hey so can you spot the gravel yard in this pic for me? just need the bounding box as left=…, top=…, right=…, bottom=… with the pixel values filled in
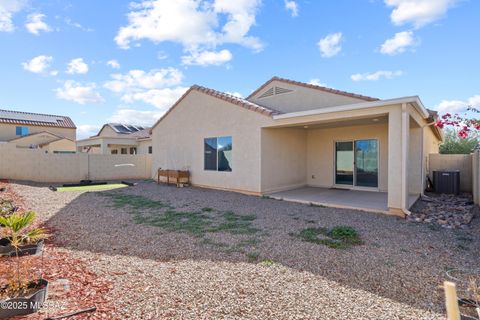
left=9, top=180, right=480, bottom=319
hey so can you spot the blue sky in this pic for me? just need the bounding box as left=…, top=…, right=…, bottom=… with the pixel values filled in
left=1, top=0, right=479, bottom=138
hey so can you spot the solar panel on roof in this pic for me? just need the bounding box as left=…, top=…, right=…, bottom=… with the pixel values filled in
left=0, top=110, right=62, bottom=124
left=113, top=125, right=131, bottom=133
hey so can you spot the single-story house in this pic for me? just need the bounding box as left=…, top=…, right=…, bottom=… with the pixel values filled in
left=76, top=123, right=152, bottom=155
left=0, top=109, right=76, bottom=153
left=150, top=77, right=443, bottom=216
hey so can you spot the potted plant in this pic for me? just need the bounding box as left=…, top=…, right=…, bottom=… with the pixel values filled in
left=0, top=211, right=47, bottom=257
left=0, top=211, right=49, bottom=318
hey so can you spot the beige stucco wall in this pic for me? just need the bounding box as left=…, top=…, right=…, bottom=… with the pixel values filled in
left=0, top=144, right=151, bottom=182
left=97, top=126, right=118, bottom=137
left=42, top=138, right=76, bottom=153
left=249, top=80, right=367, bottom=114
left=408, top=125, right=423, bottom=195
left=13, top=132, right=60, bottom=148
left=0, top=123, right=76, bottom=142
left=137, top=139, right=152, bottom=154
left=306, top=123, right=389, bottom=191
left=260, top=128, right=307, bottom=192
left=151, top=90, right=273, bottom=194
left=423, top=125, right=440, bottom=174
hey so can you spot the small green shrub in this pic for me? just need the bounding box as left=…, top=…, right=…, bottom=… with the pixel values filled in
left=261, top=259, right=275, bottom=267
left=246, top=251, right=260, bottom=262
left=328, top=226, right=359, bottom=241
left=294, top=226, right=362, bottom=249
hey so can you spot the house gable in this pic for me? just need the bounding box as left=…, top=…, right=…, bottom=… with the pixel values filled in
left=247, top=77, right=378, bottom=114
left=150, top=85, right=276, bottom=133
left=8, top=131, right=71, bottom=148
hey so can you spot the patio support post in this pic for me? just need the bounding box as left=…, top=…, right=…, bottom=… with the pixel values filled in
left=387, top=104, right=409, bottom=215
left=401, top=103, right=410, bottom=212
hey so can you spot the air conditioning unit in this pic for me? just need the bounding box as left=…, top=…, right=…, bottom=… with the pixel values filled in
left=432, top=170, right=460, bottom=195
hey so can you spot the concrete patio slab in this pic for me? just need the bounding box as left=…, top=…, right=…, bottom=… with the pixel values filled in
left=268, top=187, right=418, bottom=214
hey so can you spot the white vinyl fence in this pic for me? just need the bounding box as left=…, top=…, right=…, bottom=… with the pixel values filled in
left=0, top=144, right=152, bottom=183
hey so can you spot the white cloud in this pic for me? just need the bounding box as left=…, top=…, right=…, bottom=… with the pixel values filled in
left=108, top=109, right=163, bottom=127
left=308, top=79, right=326, bottom=86
left=317, top=32, right=343, bottom=58
left=104, top=67, right=185, bottom=110
left=22, top=55, right=54, bottom=74
left=55, top=80, right=104, bottom=104
left=181, top=49, right=232, bottom=66
left=107, top=59, right=121, bottom=69
left=77, top=124, right=101, bottom=138
left=66, top=58, right=89, bottom=74
left=25, top=13, right=51, bottom=35
left=351, top=70, right=403, bottom=81
left=385, top=0, right=459, bottom=29
left=0, top=0, right=26, bottom=32
left=434, top=95, right=480, bottom=113
left=380, top=31, right=416, bottom=55
left=122, top=87, right=189, bottom=110
left=104, top=68, right=183, bottom=93
left=64, top=17, right=93, bottom=32
left=114, top=0, right=262, bottom=55
left=284, top=0, right=298, bottom=17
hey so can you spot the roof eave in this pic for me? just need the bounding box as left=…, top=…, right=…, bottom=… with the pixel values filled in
left=273, top=96, right=430, bottom=120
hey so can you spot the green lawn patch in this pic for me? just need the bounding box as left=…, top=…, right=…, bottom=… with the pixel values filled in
left=57, top=184, right=128, bottom=192
left=294, top=225, right=362, bottom=249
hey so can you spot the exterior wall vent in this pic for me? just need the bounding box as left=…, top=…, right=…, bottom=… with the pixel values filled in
left=258, top=87, right=274, bottom=99
left=274, top=86, right=293, bottom=95
left=258, top=86, right=293, bottom=99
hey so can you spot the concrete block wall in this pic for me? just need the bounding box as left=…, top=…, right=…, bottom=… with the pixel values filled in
left=0, top=144, right=152, bottom=183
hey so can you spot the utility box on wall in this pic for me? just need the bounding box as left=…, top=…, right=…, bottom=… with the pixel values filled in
left=433, top=170, right=460, bottom=195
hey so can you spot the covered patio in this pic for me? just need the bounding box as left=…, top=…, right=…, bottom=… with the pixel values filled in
left=267, top=187, right=419, bottom=214
left=259, top=97, right=443, bottom=216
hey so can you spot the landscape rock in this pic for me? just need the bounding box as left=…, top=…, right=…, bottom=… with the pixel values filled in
left=409, top=193, right=475, bottom=229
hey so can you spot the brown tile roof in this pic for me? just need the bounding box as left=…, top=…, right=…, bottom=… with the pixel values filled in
left=246, top=76, right=379, bottom=102
left=150, top=85, right=278, bottom=132
left=0, top=109, right=76, bottom=129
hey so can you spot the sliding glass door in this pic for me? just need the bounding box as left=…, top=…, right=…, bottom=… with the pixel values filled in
left=335, top=141, right=354, bottom=185
left=335, top=139, right=378, bottom=188
left=355, top=140, right=378, bottom=187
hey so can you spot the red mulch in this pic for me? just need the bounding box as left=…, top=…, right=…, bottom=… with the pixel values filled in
left=1, top=180, right=116, bottom=319
left=0, top=179, right=26, bottom=213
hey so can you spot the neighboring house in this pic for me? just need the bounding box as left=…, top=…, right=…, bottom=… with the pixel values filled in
left=0, top=109, right=76, bottom=153
left=76, top=123, right=152, bottom=155
left=151, top=76, right=443, bottom=216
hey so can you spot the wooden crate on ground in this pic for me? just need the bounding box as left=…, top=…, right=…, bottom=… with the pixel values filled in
left=157, top=169, right=190, bottom=187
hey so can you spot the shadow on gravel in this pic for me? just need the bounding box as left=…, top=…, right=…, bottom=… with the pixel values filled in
left=43, top=181, right=480, bottom=314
